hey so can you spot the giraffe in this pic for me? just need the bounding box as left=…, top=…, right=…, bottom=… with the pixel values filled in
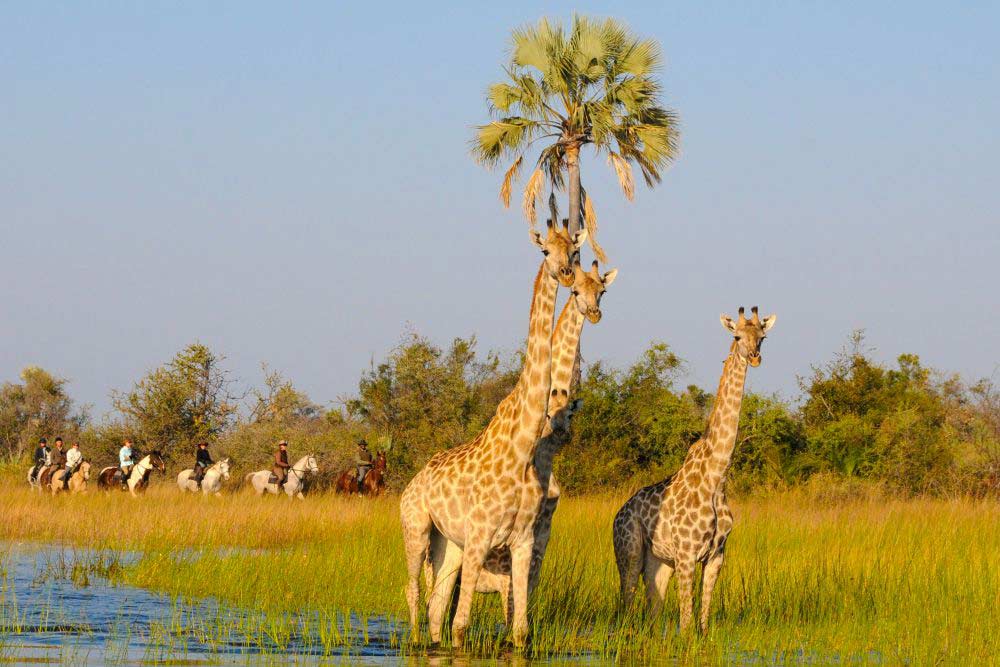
left=473, top=259, right=617, bottom=620
left=399, top=219, right=587, bottom=647
left=612, top=306, right=777, bottom=632
left=420, top=259, right=618, bottom=621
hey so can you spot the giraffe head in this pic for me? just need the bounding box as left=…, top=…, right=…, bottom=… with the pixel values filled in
left=720, top=306, right=777, bottom=367
left=531, top=219, right=588, bottom=287
left=546, top=390, right=582, bottom=435
left=571, top=259, right=618, bottom=323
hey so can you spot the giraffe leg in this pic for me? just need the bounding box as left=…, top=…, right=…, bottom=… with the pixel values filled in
left=509, top=539, right=534, bottom=647
left=699, top=550, right=725, bottom=633
left=675, top=559, right=695, bottom=632
left=613, top=514, right=643, bottom=609
left=401, top=506, right=431, bottom=641
left=643, top=553, right=674, bottom=616
left=426, top=536, right=463, bottom=644
left=450, top=534, right=489, bottom=647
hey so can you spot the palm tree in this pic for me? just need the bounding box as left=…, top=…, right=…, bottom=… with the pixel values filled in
left=473, top=15, right=679, bottom=260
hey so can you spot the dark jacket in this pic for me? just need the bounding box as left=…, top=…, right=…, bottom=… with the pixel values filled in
left=273, top=450, right=290, bottom=477
left=34, top=446, right=50, bottom=465
left=51, top=447, right=67, bottom=468
left=196, top=448, right=213, bottom=467
left=356, top=447, right=373, bottom=467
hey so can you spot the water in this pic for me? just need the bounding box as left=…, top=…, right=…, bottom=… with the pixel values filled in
left=0, top=545, right=402, bottom=665
left=0, top=546, right=598, bottom=666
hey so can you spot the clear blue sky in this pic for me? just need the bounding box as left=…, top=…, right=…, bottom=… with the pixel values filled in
left=2, top=2, right=998, bottom=415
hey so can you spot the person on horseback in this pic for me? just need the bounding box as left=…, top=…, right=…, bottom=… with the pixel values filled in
left=192, top=442, right=213, bottom=488
left=63, top=441, right=82, bottom=490
left=49, top=439, right=66, bottom=484
left=119, top=439, right=134, bottom=490
left=356, top=439, right=373, bottom=489
left=273, top=440, right=291, bottom=488
left=32, top=437, right=51, bottom=483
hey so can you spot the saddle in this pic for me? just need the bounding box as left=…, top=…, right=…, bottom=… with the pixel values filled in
left=268, top=473, right=285, bottom=487
left=39, top=467, right=56, bottom=486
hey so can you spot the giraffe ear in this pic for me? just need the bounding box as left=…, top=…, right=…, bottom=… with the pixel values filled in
left=761, top=314, right=777, bottom=332
left=720, top=314, right=737, bottom=333
left=570, top=228, right=588, bottom=249
left=602, top=268, right=618, bottom=286
left=530, top=229, right=545, bottom=249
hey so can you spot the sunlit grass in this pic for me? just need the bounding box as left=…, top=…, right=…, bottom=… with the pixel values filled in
left=2, top=478, right=998, bottom=663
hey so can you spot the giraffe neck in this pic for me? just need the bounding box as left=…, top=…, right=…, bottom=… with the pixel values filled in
left=693, top=341, right=749, bottom=492
left=490, top=262, right=558, bottom=463
left=534, top=299, right=585, bottom=474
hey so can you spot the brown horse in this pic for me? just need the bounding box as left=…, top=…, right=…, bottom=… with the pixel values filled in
left=335, top=451, right=387, bottom=496
left=97, top=451, right=166, bottom=495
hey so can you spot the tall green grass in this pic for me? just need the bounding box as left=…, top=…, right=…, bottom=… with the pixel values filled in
left=2, top=481, right=998, bottom=663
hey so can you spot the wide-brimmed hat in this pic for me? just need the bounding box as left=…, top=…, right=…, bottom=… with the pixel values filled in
left=278, top=440, right=288, bottom=446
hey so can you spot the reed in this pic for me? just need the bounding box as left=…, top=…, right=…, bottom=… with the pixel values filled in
left=1, top=479, right=997, bottom=663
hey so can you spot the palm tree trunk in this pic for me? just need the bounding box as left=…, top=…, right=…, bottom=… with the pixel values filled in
left=566, top=143, right=582, bottom=236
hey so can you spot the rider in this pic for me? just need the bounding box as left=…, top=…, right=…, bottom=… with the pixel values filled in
left=272, top=440, right=291, bottom=488
left=63, top=441, right=82, bottom=489
left=32, top=437, right=51, bottom=483
left=355, top=439, right=373, bottom=489
left=192, top=442, right=213, bottom=488
left=49, top=438, right=67, bottom=484
left=119, top=439, right=134, bottom=490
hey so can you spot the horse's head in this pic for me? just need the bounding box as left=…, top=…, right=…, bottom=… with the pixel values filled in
left=307, top=455, right=319, bottom=474
left=375, top=451, right=387, bottom=470
left=81, top=461, right=91, bottom=480
left=150, top=451, right=166, bottom=473
left=219, top=458, right=231, bottom=480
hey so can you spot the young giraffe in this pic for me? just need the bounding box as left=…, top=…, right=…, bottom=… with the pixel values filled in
left=473, top=259, right=617, bottom=620
left=612, top=306, right=777, bottom=632
left=400, top=221, right=587, bottom=647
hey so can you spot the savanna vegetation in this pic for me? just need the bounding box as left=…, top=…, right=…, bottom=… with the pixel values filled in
left=1, top=484, right=998, bottom=663
left=2, top=331, right=997, bottom=499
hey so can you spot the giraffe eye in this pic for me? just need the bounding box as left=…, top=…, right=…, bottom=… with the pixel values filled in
left=734, top=336, right=742, bottom=341
left=571, top=290, right=578, bottom=296
left=542, top=250, right=550, bottom=256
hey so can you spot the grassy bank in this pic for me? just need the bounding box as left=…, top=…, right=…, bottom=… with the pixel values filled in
left=2, top=480, right=998, bottom=663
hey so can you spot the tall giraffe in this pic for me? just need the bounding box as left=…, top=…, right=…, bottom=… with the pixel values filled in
left=400, top=220, right=587, bottom=647
left=474, top=259, right=617, bottom=620
left=612, top=306, right=777, bottom=632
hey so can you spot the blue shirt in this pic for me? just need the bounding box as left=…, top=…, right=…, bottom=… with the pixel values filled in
left=119, top=446, right=133, bottom=466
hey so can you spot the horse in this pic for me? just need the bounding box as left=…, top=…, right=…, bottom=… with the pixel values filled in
left=50, top=461, right=91, bottom=495
left=177, top=458, right=231, bottom=496
left=27, top=464, right=52, bottom=492
left=334, top=451, right=387, bottom=496
left=98, top=451, right=166, bottom=497
left=245, top=454, right=319, bottom=499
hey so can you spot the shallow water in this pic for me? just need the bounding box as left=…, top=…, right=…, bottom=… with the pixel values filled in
left=0, top=545, right=597, bottom=666
left=0, top=545, right=397, bottom=665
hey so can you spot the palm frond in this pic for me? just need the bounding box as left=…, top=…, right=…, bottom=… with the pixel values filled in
left=582, top=188, right=608, bottom=262
left=522, top=168, right=545, bottom=225
left=607, top=152, right=635, bottom=201
left=499, top=155, right=523, bottom=208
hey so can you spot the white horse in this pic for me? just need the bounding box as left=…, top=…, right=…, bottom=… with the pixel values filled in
left=177, top=458, right=231, bottom=496
left=98, top=451, right=166, bottom=497
left=245, top=454, right=319, bottom=499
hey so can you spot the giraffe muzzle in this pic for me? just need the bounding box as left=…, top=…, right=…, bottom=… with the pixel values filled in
left=586, top=309, right=602, bottom=324
left=748, top=353, right=761, bottom=367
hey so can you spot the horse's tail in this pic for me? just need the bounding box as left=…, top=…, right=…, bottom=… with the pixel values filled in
left=245, top=472, right=255, bottom=486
